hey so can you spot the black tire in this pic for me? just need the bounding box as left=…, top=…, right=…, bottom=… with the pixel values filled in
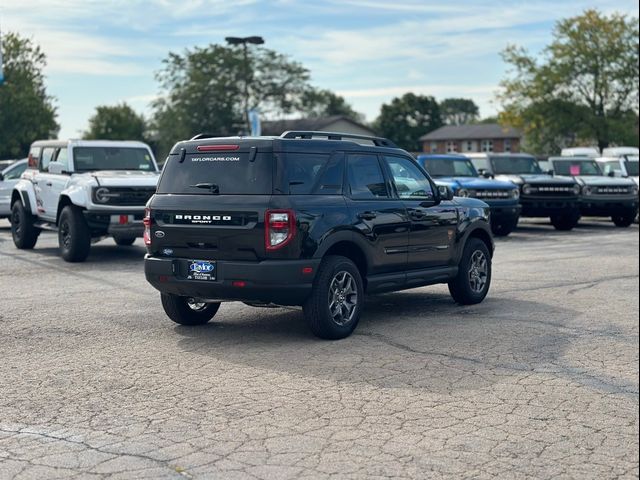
left=303, top=255, right=364, bottom=340
left=491, top=217, right=519, bottom=237
left=113, top=236, right=136, bottom=246
left=160, top=293, right=220, bottom=326
left=550, top=211, right=580, bottom=231
left=58, top=205, right=91, bottom=262
left=448, top=238, right=492, bottom=305
left=10, top=201, right=40, bottom=249
left=611, top=210, right=636, bottom=228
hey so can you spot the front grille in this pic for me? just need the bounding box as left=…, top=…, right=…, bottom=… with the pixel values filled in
left=93, top=187, right=156, bottom=206
left=527, top=184, right=576, bottom=196
left=595, top=186, right=633, bottom=195
left=472, top=190, right=512, bottom=199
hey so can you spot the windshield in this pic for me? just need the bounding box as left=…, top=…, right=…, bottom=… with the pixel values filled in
left=421, top=158, right=478, bottom=177
left=491, top=156, right=542, bottom=175
left=552, top=159, right=602, bottom=176
left=73, top=147, right=156, bottom=172
left=625, top=158, right=639, bottom=176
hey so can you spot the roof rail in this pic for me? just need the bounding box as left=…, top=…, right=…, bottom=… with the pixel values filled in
left=280, top=131, right=398, bottom=148
left=190, top=133, right=217, bottom=141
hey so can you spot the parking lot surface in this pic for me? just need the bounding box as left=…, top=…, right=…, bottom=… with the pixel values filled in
left=0, top=218, right=638, bottom=479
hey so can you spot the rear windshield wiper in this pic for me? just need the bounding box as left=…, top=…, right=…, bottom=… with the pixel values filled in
left=190, top=183, right=220, bottom=194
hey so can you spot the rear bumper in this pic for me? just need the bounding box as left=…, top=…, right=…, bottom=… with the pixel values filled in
left=520, top=197, right=579, bottom=217
left=85, top=211, right=145, bottom=237
left=579, top=197, right=638, bottom=216
left=144, top=256, right=320, bottom=306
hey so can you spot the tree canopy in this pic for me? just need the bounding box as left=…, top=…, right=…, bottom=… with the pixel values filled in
left=84, top=103, right=147, bottom=141
left=440, top=98, right=479, bottom=125
left=498, top=9, right=639, bottom=153
left=374, top=93, right=442, bottom=151
left=150, top=44, right=315, bottom=157
left=299, top=88, right=364, bottom=122
left=0, top=32, right=58, bottom=159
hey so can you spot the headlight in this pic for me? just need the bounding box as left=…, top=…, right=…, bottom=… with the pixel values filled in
left=522, top=184, right=532, bottom=195
left=510, top=188, right=520, bottom=199
left=582, top=185, right=594, bottom=196
left=94, top=187, right=112, bottom=203
left=457, top=188, right=470, bottom=197
left=572, top=184, right=581, bottom=195
left=632, top=186, right=639, bottom=195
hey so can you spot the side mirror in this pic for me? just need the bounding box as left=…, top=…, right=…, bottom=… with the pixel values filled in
left=478, top=169, right=492, bottom=179
left=607, top=171, right=615, bottom=177
left=437, top=185, right=455, bottom=201
left=547, top=169, right=555, bottom=176
left=47, top=162, right=65, bottom=175
left=0, top=173, right=4, bottom=182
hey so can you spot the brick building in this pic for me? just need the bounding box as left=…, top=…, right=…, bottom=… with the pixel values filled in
left=419, top=124, right=522, bottom=154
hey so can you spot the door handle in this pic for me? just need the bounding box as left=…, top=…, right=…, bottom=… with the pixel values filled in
left=409, top=210, right=426, bottom=220
left=46, top=182, right=53, bottom=187
left=357, top=211, right=377, bottom=220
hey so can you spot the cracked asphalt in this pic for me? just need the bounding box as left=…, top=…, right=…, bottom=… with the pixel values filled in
left=0, top=218, right=638, bottom=479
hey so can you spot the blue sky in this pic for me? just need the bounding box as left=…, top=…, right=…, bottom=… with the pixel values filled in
left=3, top=0, right=638, bottom=138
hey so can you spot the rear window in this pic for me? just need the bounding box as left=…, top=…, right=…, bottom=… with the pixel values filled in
left=157, top=152, right=273, bottom=195
left=276, top=152, right=344, bottom=195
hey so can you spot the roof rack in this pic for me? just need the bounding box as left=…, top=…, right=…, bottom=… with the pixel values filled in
left=280, top=131, right=398, bottom=148
left=190, top=133, right=217, bottom=141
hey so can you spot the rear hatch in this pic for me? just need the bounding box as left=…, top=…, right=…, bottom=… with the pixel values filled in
left=148, top=141, right=273, bottom=261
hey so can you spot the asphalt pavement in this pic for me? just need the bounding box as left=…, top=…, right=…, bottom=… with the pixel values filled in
left=0, top=218, right=638, bottom=479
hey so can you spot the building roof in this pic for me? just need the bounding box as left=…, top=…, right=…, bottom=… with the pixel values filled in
left=419, top=123, right=522, bottom=142
left=261, top=115, right=376, bottom=136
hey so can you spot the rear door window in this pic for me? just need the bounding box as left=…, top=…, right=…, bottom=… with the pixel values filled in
left=40, top=148, right=55, bottom=172
left=277, top=152, right=344, bottom=194
left=347, top=154, right=389, bottom=199
left=157, top=151, right=273, bottom=195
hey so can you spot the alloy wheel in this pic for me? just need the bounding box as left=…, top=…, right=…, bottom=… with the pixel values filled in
left=186, top=298, right=208, bottom=311
left=328, top=271, right=358, bottom=326
left=468, top=250, right=488, bottom=293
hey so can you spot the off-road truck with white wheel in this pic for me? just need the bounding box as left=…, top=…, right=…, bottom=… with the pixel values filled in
left=144, top=131, right=495, bottom=340
left=11, top=140, right=159, bottom=262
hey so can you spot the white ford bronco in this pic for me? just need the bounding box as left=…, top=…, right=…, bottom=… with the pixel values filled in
left=10, top=139, right=160, bottom=262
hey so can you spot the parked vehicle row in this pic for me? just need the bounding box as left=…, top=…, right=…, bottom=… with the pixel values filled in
left=417, top=151, right=638, bottom=232
left=2, top=134, right=637, bottom=340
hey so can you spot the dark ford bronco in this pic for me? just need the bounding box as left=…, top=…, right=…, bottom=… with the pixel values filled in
left=144, top=132, right=494, bottom=339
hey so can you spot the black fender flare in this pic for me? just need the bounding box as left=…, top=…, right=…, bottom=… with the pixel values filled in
left=312, top=230, right=374, bottom=272
left=455, top=220, right=494, bottom=264
left=11, top=190, right=33, bottom=215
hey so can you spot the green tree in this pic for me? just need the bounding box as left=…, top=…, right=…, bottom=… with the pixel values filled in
left=84, top=103, right=146, bottom=141
left=151, top=44, right=312, bottom=158
left=498, top=9, right=639, bottom=153
left=440, top=98, right=479, bottom=125
left=299, top=88, right=364, bottom=122
left=0, top=32, right=58, bottom=159
left=374, top=93, right=442, bottom=151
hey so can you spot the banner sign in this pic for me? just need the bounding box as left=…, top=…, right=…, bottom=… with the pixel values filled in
left=248, top=108, right=261, bottom=137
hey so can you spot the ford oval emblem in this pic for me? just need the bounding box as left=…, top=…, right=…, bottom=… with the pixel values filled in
left=155, top=230, right=166, bottom=238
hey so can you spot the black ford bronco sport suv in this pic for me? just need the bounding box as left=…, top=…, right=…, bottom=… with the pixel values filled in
left=144, top=132, right=494, bottom=339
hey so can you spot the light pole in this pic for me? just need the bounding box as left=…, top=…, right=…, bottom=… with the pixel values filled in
left=225, top=36, right=264, bottom=135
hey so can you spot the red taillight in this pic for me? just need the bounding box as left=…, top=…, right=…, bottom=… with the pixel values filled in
left=265, top=209, right=296, bottom=251
left=232, top=281, right=246, bottom=288
left=196, top=144, right=240, bottom=152
left=143, top=208, right=152, bottom=246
